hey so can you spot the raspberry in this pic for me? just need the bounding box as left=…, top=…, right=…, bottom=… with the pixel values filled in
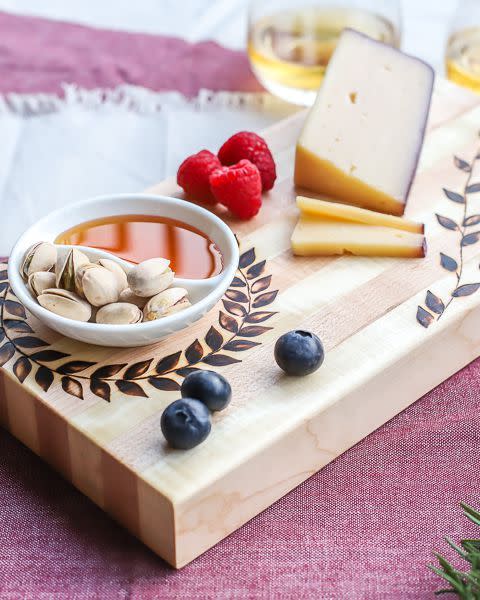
left=177, top=150, right=221, bottom=204
left=209, top=160, right=262, bottom=220
left=218, top=131, right=276, bottom=191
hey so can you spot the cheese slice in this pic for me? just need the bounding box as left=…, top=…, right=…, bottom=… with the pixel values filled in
left=291, top=217, right=426, bottom=258
left=294, top=29, right=434, bottom=216
left=297, top=195, right=424, bottom=234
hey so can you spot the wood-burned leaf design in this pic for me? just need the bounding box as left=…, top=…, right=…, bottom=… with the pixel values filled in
left=252, top=290, right=278, bottom=308
left=464, top=215, right=480, bottom=227
left=247, top=260, right=266, bottom=280
left=4, top=300, right=26, bottom=318
left=222, top=299, right=246, bottom=317
left=3, top=319, right=33, bottom=333
left=185, top=339, right=203, bottom=364
left=425, top=290, right=445, bottom=315
left=440, top=253, right=458, bottom=272
left=245, top=311, right=277, bottom=324
left=219, top=311, right=239, bottom=333
left=90, top=379, right=111, bottom=402
left=0, top=330, right=4, bottom=344
left=14, top=336, right=49, bottom=349
left=230, top=276, right=246, bottom=288
left=202, top=354, right=241, bottom=366
left=461, top=232, right=480, bottom=246
left=92, top=363, right=127, bottom=379
left=452, top=283, right=480, bottom=297
left=155, top=351, right=182, bottom=374
left=416, top=306, right=434, bottom=328
left=148, top=377, right=180, bottom=391
left=123, top=359, right=153, bottom=380
left=0, top=282, right=7, bottom=294
left=466, top=183, right=480, bottom=194
left=239, top=248, right=255, bottom=269
left=454, top=156, right=471, bottom=172
left=35, top=365, right=53, bottom=392
left=176, top=366, right=200, bottom=378
left=225, top=289, right=249, bottom=303
left=238, top=325, right=273, bottom=337
left=0, top=342, right=15, bottom=366
left=115, top=380, right=148, bottom=397
left=57, top=361, right=96, bottom=375
left=223, top=340, right=260, bottom=352
left=30, top=350, right=69, bottom=362
left=0, top=268, right=7, bottom=281
left=205, top=326, right=223, bottom=351
left=436, top=214, right=458, bottom=231
left=251, top=275, right=272, bottom=294
left=443, top=188, right=465, bottom=204
left=61, top=376, right=83, bottom=399
left=13, top=356, right=31, bottom=383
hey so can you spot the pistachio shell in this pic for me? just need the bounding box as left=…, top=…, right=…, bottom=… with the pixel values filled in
left=37, top=288, right=92, bottom=322
left=143, top=287, right=191, bottom=321
left=118, top=287, right=148, bottom=309
left=127, top=258, right=173, bottom=297
left=21, top=242, right=57, bottom=278
left=81, top=266, right=119, bottom=307
left=96, top=302, right=143, bottom=325
left=56, top=248, right=90, bottom=290
left=74, top=262, right=101, bottom=297
left=28, top=271, right=56, bottom=297
left=97, top=259, right=128, bottom=293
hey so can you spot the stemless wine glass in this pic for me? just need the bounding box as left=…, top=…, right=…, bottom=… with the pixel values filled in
left=446, top=0, right=480, bottom=93
left=247, top=0, right=402, bottom=105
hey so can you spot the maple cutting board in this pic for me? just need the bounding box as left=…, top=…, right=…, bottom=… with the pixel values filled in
left=1, top=78, right=480, bottom=568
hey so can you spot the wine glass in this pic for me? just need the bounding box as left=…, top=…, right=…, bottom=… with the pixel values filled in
left=247, top=0, right=402, bottom=106
left=446, top=0, right=480, bottom=93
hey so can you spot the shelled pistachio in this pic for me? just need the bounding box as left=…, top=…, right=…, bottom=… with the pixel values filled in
left=96, top=302, right=143, bottom=324
left=37, top=288, right=92, bottom=322
left=28, top=271, right=56, bottom=297
left=143, top=288, right=191, bottom=321
left=21, top=242, right=57, bottom=278
left=127, top=258, right=174, bottom=297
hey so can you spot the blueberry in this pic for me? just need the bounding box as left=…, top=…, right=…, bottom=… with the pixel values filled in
left=274, top=330, right=324, bottom=376
left=181, top=370, right=231, bottom=412
left=161, top=398, right=211, bottom=449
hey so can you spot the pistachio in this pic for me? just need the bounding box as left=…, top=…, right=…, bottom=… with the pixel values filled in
left=56, top=248, right=90, bottom=290
left=74, top=262, right=101, bottom=297
left=37, top=288, right=92, bottom=322
left=81, top=266, right=119, bottom=307
left=96, top=302, right=143, bottom=325
left=118, top=287, right=148, bottom=309
left=21, top=242, right=57, bottom=278
left=28, top=271, right=56, bottom=297
left=97, top=259, right=128, bottom=293
left=143, top=287, right=191, bottom=321
left=127, top=258, right=174, bottom=298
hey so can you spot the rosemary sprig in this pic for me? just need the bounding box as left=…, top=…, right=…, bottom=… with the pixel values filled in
left=429, top=503, right=480, bottom=598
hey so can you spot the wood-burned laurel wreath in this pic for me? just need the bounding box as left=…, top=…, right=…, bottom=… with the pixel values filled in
left=0, top=248, right=278, bottom=401
left=417, top=145, right=480, bottom=328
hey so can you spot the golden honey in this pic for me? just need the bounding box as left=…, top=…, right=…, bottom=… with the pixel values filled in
left=55, top=214, right=222, bottom=279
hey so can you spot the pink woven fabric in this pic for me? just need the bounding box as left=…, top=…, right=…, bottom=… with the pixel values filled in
left=0, top=12, right=479, bottom=599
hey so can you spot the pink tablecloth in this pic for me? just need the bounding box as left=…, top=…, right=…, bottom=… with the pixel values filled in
left=0, top=12, right=479, bottom=599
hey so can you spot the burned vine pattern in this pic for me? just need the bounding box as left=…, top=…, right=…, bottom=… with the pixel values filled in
left=417, top=145, right=480, bottom=328
left=0, top=248, right=278, bottom=402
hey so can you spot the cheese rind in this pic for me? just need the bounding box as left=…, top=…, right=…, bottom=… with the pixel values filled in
left=295, top=29, right=434, bottom=216
left=296, top=195, right=424, bottom=234
left=291, top=217, right=426, bottom=258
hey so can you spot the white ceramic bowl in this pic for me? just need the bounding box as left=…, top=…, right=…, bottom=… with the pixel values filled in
left=8, top=194, right=239, bottom=347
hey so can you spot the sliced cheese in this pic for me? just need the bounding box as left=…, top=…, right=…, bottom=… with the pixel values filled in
left=294, top=29, right=434, bottom=216
left=297, top=195, right=424, bottom=234
left=291, top=217, right=426, bottom=258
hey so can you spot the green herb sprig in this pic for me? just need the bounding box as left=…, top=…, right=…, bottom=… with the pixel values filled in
left=429, top=503, right=480, bottom=598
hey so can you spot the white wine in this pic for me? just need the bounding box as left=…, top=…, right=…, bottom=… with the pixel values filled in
left=247, top=6, right=400, bottom=105
left=446, top=27, right=480, bottom=93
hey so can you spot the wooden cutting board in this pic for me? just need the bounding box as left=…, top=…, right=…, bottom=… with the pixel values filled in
left=1, top=78, right=480, bottom=569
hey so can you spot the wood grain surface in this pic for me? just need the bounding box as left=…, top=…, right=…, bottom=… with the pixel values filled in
left=1, top=78, right=480, bottom=568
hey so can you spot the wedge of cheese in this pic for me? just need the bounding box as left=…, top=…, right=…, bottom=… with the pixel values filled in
left=291, top=216, right=426, bottom=258
left=294, top=29, right=434, bottom=216
left=296, top=195, right=424, bottom=234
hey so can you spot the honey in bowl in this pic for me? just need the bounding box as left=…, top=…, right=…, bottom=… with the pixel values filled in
left=55, top=214, right=223, bottom=279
